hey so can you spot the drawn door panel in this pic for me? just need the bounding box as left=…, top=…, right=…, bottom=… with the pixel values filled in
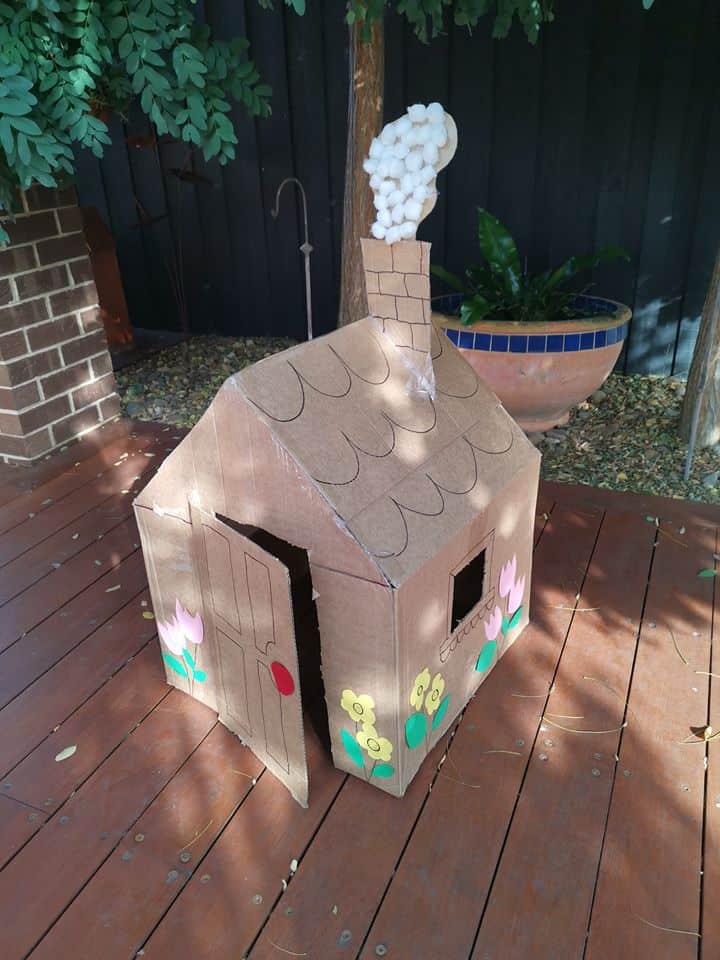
left=189, top=504, right=308, bottom=806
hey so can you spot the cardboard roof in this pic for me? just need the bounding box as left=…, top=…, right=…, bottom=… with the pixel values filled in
left=228, top=316, right=539, bottom=586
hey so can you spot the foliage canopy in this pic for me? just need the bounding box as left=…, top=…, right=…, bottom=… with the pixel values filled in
left=0, top=0, right=656, bottom=244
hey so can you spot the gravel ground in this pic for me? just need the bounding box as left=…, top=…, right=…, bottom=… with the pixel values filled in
left=115, top=335, right=720, bottom=505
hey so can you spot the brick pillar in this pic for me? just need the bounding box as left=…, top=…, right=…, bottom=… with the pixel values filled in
left=0, top=186, right=120, bottom=463
left=360, top=238, right=434, bottom=392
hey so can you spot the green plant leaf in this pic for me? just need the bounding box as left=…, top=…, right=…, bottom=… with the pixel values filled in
left=182, top=648, right=195, bottom=670
left=476, top=640, right=497, bottom=673
left=371, top=763, right=394, bottom=778
left=477, top=208, right=521, bottom=295
left=545, top=246, right=629, bottom=293
left=431, top=694, right=450, bottom=730
left=459, top=295, right=492, bottom=327
left=501, top=615, right=510, bottom=635
left=430, top=263, right=468, bottom=295
left=192, top=669, right=207, bottom=683
left=405, top=711, right=427, bottom=749
left=507, top=606, right=523, bottom=630
left=341, top=728, right=365, bottom=768
left=162, top=652, right=189, bottom=679
left=698, top=569, right=718, bottom=578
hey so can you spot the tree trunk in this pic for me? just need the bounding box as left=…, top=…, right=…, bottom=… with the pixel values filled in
left=680, top=247, right=720, bottom=448
left=337, top=19, right=384, bottom=328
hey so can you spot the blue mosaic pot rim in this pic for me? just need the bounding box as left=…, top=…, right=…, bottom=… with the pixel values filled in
left=431, top=292, right=628, bottom=326
left=433, top=292, right=631, bottom=355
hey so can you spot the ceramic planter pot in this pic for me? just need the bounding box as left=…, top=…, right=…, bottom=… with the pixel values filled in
left=433, top=294, right=632, bottom=432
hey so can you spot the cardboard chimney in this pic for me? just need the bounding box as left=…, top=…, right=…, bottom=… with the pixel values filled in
left=134, top=106, right=540, bottom=805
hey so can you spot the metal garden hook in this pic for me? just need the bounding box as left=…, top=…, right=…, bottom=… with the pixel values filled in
left=271, top=177, right=314, bottom=341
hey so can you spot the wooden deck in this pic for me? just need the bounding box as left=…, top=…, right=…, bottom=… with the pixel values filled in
left=0, top=418, right=717, bottom=960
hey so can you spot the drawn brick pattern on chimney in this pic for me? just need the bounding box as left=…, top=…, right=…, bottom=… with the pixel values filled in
left=361, top=238, right=434, bottom=390
left=0, top=186, right=120, bottom=462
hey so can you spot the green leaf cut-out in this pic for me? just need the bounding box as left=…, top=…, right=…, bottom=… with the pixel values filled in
left=405, top=711, right=427, bottom=749
left=182, top=648, right=195, bottom=670
left=501, top=614, right=510, bottom=635
left=431, top=694, right=450, bottom=731
left=193, top=669, right=207, bottom=683
left=162, top=652, right=189, bottom=679
left=698, top=569, right=717, bottom=579
left=507, top=606, right=523, bottom=630
left=341, top=728, right=365, bottom=768
left=371, top=763, right=395, bottom=779
left=476, top=640, right=497, bottom=673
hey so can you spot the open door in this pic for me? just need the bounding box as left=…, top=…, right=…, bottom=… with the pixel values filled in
left=189, top=504, right=308, bottom=806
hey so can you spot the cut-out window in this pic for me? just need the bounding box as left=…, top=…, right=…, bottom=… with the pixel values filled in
left=451, top=549, right=487, bottom=630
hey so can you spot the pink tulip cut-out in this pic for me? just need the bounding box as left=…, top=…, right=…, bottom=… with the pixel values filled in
left=158, top=600, right=204, bottom=656
left=508, top=574, right=526, bottom=616
left=484, top=605, right=502, bottom=643
left=499, top=556, right=517, bottom=599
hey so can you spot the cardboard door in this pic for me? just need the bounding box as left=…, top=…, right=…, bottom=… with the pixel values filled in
left=189, top=504, right=308, bottom=806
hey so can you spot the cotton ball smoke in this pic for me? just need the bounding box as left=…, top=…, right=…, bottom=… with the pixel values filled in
left=391, top=203, right=406, bottom=224
left=405, top=199, right=422, bottom=222
left=364, top=102, right=454, bottom=244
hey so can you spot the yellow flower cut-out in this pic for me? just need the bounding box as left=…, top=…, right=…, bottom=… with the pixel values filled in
left=340, top=689, right=376, bottom=726
left=425, top=673, right=445, bottom=714
left=410, top=668, right=431, bottom=710
left=356, top=723, right=393, bottom=762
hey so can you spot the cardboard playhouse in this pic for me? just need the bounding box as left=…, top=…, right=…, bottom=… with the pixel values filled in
left=134, top=105, right=540, bottom=806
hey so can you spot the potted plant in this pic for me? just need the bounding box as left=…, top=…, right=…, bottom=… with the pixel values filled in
left=431, top=209, right=631, bottom=432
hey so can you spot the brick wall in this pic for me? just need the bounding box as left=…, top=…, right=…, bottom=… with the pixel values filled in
left=0, top=186, right=120, bottom=463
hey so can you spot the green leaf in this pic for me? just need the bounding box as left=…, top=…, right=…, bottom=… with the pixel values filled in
left=643, top=0, right=655, bottom=8
left=405, top=711, right=427, bottom=749
left=371, top=763, right=394, bottom=778
left=430, top=263, right=468, bottom=295
left=459, top=296, right=492, bottom=327
left=118, top=33, right=134, bottom=60
left=192, top=669, right=207, bottom=683
left=545, top=246, right=629, bottom=293
left=182, top=648, right=195, bottom=670
left=509, top=606, right=523, bottom=629
left=477, top=208, right=522, bottom=296
left=162, top=652, right=189, bottom=679
left=476, top=640, right=497, bottom=673
left=431, top=694, right=450, bottom=731
left=501, top=615, right=510, bottom=635
left=340, top=728, right=365, bottom=768
left=0, top=97, right=33, bottom=117
left=697, top=569, right=718, bottom=579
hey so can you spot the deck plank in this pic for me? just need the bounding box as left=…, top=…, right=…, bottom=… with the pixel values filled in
left=469, top=510, right=656, bottom=959
left=0, top=549, right=147, bottom=708
left=355, top=503, right=605, bottom=960
left=0, top=419, right=145, bottom=507
left=0, top=450, right=154, bottom=566
left=0, top=796, right=47, bottom=871
left=0, top=690, right=216, bottom=960
left=702, top=534, right=720, bottom=956
left=140, top=728, right=344, bottom=959
left=584, top=519, right=715, bottom=959
left=0, top=592, right=154, bottom=777
left=0, top=516, right=141, bottom=651
left=0, top=423, right=161, bottom=534
left=30, top=725, right=264, bottom=960
left=0, top=490, right=136, bottom=605
left=4, top=644, right=167, bottom=814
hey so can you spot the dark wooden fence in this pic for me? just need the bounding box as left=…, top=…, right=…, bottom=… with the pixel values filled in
left=75, top=0, right=720, bottom=376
